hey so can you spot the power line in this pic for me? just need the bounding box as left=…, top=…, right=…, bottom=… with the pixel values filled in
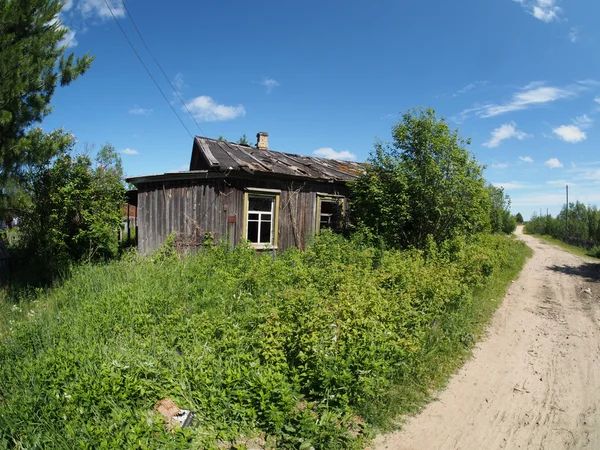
left=102, top=0, right=194, bottom=139
left=118, top=0, right=206, bottom=136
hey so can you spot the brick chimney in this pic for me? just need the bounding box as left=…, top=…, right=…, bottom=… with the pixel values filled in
left=256, top=132, right=268, bottom=150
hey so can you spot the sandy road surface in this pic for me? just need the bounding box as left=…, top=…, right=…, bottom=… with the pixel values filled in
left=374, top=227, right=600, bottom=450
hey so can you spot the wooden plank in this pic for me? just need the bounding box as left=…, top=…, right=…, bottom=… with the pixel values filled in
left=216, top=141, right=255, bottom=170
left=235, top=145, right=274, bottom=171
left=197, top=138, right=220, bottom=166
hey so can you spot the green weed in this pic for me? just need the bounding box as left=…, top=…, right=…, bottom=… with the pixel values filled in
left=0, top=232, right=530, bottom=449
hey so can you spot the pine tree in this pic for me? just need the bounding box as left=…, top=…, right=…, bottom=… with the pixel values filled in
left=0, top=0, right=94, bottom=207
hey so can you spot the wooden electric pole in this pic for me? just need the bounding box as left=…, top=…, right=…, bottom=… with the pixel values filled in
left=565, top=184, right=569, bottom=239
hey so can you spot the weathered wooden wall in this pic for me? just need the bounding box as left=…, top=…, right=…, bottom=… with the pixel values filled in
left=136, top=177, right=349, bottom=254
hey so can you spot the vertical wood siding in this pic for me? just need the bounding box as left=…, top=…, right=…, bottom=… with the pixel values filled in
left=136, top=177, right=349, bottom=254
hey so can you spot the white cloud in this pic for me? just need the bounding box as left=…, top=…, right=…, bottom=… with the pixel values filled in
left=514, top=0, right=562, bottom=22
left=491, top=163, right=509, bottom=169
left=595, top=96, right=600, bottom=104
left=545, top=158, right=564, bottom=169
left=184, top=96, right=246, bottom=122
left=573, top=114, right=593, bottom=128
left=569, top=27, right=579, bottom=43
left=76, top=0, right=125, bottom=19
left=128, top=107, right=153, bottom=116
left=483, top=122, right=530, bottom=148
left=577, top=79, right=600, bottom=88
left=519, top=156, right=534, bottom=163
left=452, top=81, right=489, bottom=97
left=56, top=0, right=124, bottom=52
left=172, top=73, right=186, bottom=91
left=313, top=148, right=357, bottom=161
left=57, top=29, right=77, bottom=48
left=258, top=77, right=280, bottom=94
left=462, top=82, right=579, bottom=119
left=120, top=148, right=139, bottom=156
left=553, top=125, right=587, bottom=143
left=532, top=5, right=560, bottom=22
left=491, top=181, right=528, bottom=190
left=546, top=179, right=573, bottom=186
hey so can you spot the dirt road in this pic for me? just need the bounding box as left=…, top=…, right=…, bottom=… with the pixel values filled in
left=374, top=227, right=600, bottom=450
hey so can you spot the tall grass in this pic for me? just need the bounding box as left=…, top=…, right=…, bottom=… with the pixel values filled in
left=0, top=232, right=530, bottom=449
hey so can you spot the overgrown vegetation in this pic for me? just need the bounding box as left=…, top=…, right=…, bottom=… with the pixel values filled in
left=350, top=108, right=514, bottom=250
left=7, top=141, right=125, bottom=285
left=1, top=32, right=528, bottom=447
left=0, top=232, right=529, bottom=449
left=525, top=201, right=600, bottom=257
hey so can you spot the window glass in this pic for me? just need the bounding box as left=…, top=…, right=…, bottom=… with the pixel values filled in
left=247, top=221, right=259, bottom=242
left=246, top=195, right=275, bottom=244
left=249, top=197, right=272, bottom=212
left=259, top=221, right=272, bottom=243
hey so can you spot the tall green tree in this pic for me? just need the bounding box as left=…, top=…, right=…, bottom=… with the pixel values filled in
left=351, top=108, right=490, bottom=249
left=0, top=0, right=93, bottom=216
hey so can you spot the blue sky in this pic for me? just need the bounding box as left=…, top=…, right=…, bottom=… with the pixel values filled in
left=44, top=0, right=600, bottom=219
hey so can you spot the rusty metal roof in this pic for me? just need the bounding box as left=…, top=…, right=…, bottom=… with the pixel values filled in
left=190, top=136, right=366, bottom=182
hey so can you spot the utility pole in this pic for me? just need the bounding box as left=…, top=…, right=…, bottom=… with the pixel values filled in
left=565, top=184, right=569, bottom=239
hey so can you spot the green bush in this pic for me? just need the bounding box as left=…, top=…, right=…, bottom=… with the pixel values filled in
left=0, top=232, right=530, bottom=448
left=11, top=144, right=125, bottom=285
left=587, top=245, right=600, bottom=258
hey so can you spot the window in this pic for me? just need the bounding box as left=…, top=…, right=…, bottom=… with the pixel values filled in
left=316, top=195, right=344, bottom=232
left=243, top=189, right=280, bottom=248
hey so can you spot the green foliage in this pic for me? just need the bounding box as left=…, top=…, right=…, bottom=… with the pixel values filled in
left=13, top=142, right=125, bottom=283
left=351, top=108, right=490, bottom=249
left=0, top=0, right=94, bottom=218
left=0, top=232, right=529, bottom=448
left=488, top=185, right=515, bottom=234
left=515, top=212, right=524, bottom=224
left=238, top=134, right=250, bottom=145
left=526, top=201, right=600, bottom=250
left=502, top=215, right=517, bottom=234
left=587, top=245, right=600, bottom=258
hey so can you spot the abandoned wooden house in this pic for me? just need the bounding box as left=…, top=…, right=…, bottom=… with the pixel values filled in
left=126, top=133, right=365, bottom=254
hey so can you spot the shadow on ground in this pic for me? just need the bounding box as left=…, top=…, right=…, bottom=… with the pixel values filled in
left=547, top=263, right=600, bottom=283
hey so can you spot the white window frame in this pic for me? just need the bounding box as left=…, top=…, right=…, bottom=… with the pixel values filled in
left=243, top=188, right=280, bottom=249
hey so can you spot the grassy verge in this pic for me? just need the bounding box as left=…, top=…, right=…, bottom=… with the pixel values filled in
left=523, top=231, right=598, bottom=259
left=0, top=233, right=530, bottom=449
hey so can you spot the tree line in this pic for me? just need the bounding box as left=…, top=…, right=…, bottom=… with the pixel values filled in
left=526, top=202, right=600, bottom=256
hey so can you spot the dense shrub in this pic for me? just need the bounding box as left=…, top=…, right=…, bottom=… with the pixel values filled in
left=11, top=144, right=125, bottom=284
left=0, top=232, right=529, bottom=448
left=587, top=245, right=600, bottom=258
